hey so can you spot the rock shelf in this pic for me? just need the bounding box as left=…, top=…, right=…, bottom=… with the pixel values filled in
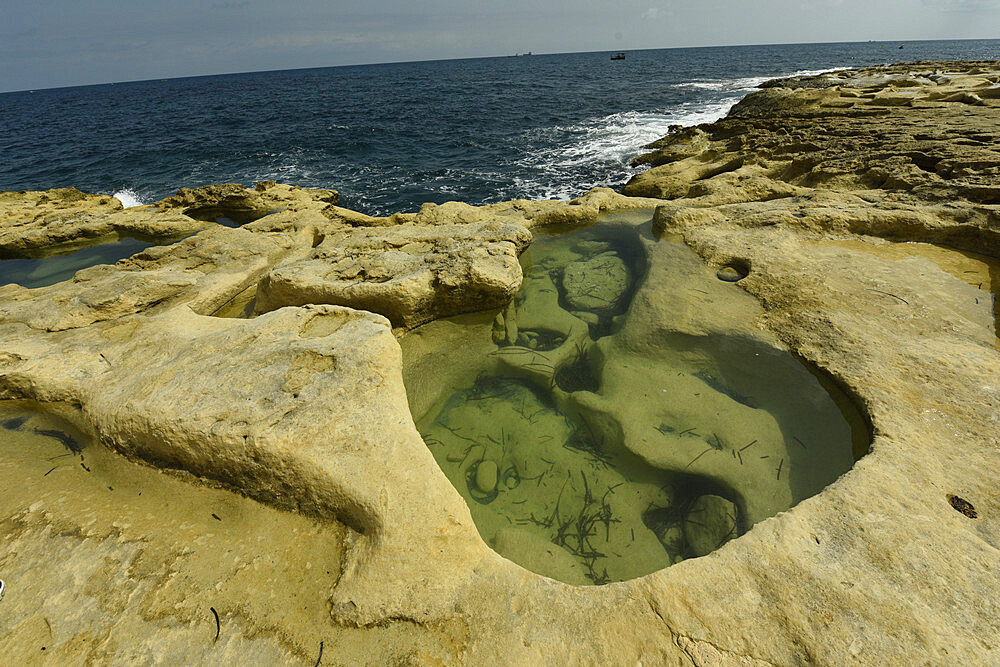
left=1, top=61, right=999, bottom=664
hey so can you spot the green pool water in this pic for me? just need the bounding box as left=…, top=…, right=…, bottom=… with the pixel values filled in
left=402, top=211, right=869, bottom=585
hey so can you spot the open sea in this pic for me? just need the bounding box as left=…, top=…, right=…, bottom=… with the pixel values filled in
left=1, top=39, right=998, bottom=216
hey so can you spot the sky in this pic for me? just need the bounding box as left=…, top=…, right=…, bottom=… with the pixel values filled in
left=1, top=0, right=998, bottom=92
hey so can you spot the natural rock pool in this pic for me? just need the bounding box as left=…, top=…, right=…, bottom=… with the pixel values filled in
left=402, top=210, right=869, bottom=585
left=0, top=236, right=156, bottom=289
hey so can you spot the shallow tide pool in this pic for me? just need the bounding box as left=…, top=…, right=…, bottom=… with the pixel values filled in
left=402, top=211, right=869, bottom=585
left=0, top=236, right=156, bottom=289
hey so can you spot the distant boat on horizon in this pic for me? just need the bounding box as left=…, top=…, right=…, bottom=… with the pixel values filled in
left=611, top=52, right=626, bottom=60
left=512, top=52, right=533, bottom=57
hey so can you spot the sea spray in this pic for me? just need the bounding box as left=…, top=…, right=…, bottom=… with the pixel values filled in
left=112, top=188, right=146, bottom=208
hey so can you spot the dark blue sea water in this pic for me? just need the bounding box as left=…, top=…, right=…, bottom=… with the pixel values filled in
left=2, top=39, right=998, bottom=216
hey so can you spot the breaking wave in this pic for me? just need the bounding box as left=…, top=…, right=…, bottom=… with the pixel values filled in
left=674, top=67, right=849, bottom=92
left=112, top=188, right=146, bottom=208
left=510, top=97, right=743, bottom=201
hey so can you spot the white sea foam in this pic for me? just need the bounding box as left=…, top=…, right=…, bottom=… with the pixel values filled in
left=674, top=67, right=849, bottom=92
left=510, top=67, right=854, bottom=201
left=565, top=102, right=735, bottom=164
left=112, top=188, right=146, bottom=208
left=513, top=96, right=744, bottom=201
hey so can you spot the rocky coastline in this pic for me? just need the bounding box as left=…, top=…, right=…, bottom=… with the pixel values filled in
left=1, top=60, right=999, bottom=664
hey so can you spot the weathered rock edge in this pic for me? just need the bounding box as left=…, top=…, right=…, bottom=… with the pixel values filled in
left=0, top=60, right=998, bottom=664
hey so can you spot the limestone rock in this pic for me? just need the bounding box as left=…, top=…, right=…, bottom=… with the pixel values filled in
left=490, top=527, right=590, bottom=586
left=0, top=188, right=209, bottom=257
left=0, top=225, right=304, bottom=331
left=491, top=311, right=507, bottom=344
left=652, top=204, right=725, bottom=235
left=475, top=459, right=499, bottom=493
left=2, top=60, right=1000, bottom=665
left=631, top=127, right=710, bottom=168
left=155, top=183, right=276, bottom=224
left=625, top=60, right=1000, bottom=218
left=254, top=221, right=532, bottom=329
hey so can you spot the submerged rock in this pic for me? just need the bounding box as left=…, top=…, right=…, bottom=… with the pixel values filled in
left=683, top=495, right=739, bottom=557
left=561, top=252, right=630, bottom=312
left=474, top=459, right=499, bottom=494
left=490, top=527, right=591, bottom=586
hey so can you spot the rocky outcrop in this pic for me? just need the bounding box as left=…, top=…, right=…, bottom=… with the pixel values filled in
left=624, top=61, right=1000, bottom=252
left=155, top=181, right=339, bottom=225
left=254, top=221, right=532, bottom=329
left=1, top=183, right=663, bottom=333
left=231, top=185, right=662, bottom=331
left=1, top=60, right=999, bottom=664
left=0, top=225, right=305, bottom=331
left=0, top=188, right=209, bottom=257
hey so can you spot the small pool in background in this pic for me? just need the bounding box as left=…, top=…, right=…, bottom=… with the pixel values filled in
left=0, top=236, right=156, bottom=289
left=211, top=284, right=258, bottom=318
left=402, top=211, right=869, bottom=585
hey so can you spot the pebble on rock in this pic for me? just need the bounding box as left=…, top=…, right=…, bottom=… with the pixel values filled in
left=716, top=267, right=744, bottom=282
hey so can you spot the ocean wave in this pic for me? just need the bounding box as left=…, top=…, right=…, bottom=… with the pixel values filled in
left=511, top=96, right=743, bottom=201
left=674, top=67, right=849, bottom=92
left=112, top=188, right=146, bottom=208
left=532, top=98, right=742, bottom=165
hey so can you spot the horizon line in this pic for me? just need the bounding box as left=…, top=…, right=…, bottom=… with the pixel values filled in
left=3, top=36, right=998, bottom=95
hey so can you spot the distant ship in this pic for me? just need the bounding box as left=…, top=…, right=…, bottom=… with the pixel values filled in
left=611, top=52, right=626, bottom=60
left=512, top=52, right=533, bottom=57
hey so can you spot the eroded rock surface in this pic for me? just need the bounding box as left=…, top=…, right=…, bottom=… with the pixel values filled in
left=255, top=220, right=532, bottom=328
left=562, top=251, right=631, bottom=312
left=624, top=61, right=1000, bottom=254
left=0, top=188, right=209, bottom=257
left=1, top=60, right=999, bottom=665
left=248, top=187, right=662, bottom=330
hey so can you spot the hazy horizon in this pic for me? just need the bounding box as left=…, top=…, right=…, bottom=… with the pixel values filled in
left=2, top=1, right=999, bottom=93
left=4, top=37, right=998, bottom=94
left=7, top=37, right=1000, bottom=94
